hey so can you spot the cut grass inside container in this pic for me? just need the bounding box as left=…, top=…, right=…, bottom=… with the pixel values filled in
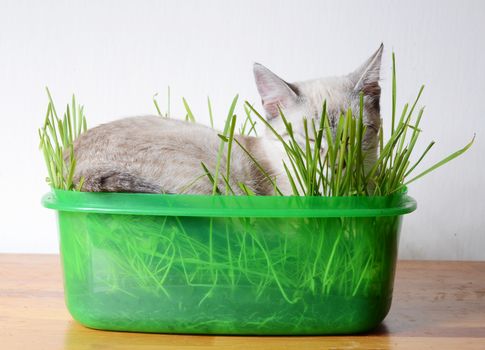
left=40, top=52, right=472, bottom=334
left=48, top=191, right=412, bottom=334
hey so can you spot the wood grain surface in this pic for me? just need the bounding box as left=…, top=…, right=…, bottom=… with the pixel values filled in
left=0, top=254, right=484, bottom=349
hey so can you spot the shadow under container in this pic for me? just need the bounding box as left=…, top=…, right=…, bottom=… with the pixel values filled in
left=42, top=190, right=416, bottom=335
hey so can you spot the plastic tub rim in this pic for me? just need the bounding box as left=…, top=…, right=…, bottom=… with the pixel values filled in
left=42, top=188, right=417, bottom=218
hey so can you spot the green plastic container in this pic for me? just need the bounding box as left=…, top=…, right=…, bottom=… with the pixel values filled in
left=42, top=190, right=416, bottom=335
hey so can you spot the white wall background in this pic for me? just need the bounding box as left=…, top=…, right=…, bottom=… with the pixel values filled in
left=0, top=0, right=484, bottom=259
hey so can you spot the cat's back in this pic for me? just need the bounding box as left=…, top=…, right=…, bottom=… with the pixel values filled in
left=75, top=115, right=208, bottom=147
left=71, top=115, right=232, bottom=193
left=73, top=115, right=217, bottom=162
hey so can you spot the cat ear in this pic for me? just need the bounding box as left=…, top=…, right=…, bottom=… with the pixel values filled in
left=253, top=63, right=299, bottom=119
left=350, top=43, right=383, bottom=99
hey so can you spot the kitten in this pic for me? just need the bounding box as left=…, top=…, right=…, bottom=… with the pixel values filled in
left=71, top=44, right=383, bottom=195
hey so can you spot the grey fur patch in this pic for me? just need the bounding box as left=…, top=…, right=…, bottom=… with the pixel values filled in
left=287, top=82, right=301, bottom=96
left=79, top=167, right=162, bottom=193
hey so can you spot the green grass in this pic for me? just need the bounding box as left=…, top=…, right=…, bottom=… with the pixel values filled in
left=40, top=54, right=474, bottom=334
left=243, top=53, right=474, bottom=196
left=59, top=209, right=401, bottom=333
left=148, top=53, right=474, bottom=197
left=41, top=54, right=473, bottom=196
left=39, top=88, right=87, bottom=190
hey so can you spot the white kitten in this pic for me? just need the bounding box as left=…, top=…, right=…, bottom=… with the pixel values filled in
left=71, top=45, right=383, bottom=195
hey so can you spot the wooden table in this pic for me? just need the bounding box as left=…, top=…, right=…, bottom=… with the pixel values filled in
left=1, top=254, right=484, bottom=349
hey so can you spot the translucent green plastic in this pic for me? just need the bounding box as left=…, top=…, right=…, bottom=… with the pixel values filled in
left=42, top=190, right=416, bottom=335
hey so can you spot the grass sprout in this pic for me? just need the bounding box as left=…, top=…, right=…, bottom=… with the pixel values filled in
left=40, top=53, right=473, bottom=196
left=243, top=53, right=474, bottom=196
left=39, top=88, right=87, bottom=190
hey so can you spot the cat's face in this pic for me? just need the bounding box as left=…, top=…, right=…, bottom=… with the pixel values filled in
left=253, top=44, right=383, bottom=163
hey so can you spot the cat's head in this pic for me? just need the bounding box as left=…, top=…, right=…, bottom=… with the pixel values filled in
left=253, top=44, right=383, bottom=160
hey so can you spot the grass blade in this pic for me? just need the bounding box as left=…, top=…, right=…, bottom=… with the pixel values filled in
left=404, top=136, right=475, bottom=186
